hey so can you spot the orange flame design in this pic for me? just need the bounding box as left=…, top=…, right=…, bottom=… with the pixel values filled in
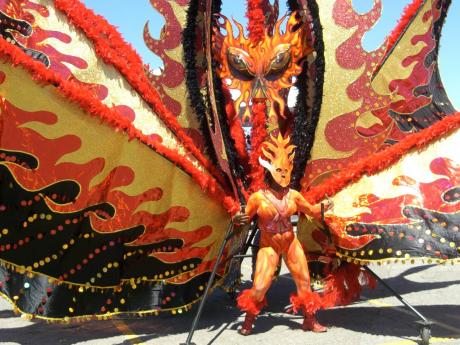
left=261, top=133, right=295, bottom=169
left=213, top=12, right=312, bottom=123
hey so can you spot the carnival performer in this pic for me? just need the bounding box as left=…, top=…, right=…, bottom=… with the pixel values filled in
left=233, top=134, right=333, bottom=335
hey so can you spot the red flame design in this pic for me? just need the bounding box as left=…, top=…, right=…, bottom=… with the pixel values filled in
left=302, top=0, right=444, bottom=190
left=0, top=96, right=215, bottom=268
left=324, top=156, right=460, bottom=252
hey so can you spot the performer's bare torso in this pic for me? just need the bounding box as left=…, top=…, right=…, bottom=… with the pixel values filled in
left=247, top=187, right=317, bottom=249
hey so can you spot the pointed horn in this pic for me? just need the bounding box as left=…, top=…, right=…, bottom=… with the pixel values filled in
left=259, top=157, right=273, bottom=172
left=261, top=147, right=274, bottom=161
left=264, top=142, right=277, bottom=154
left=286, top=144, right=296, bottom=154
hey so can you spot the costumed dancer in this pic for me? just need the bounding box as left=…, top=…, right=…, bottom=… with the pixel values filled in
left=233, top=134, right=333, bottom=335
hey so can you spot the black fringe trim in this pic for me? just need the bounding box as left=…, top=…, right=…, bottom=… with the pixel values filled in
left=211, top=0, right=248, bottom=193
left=183, top=0, right=247, bottom=196
left=431, top=0, right=455, bottom=111
left=288, top=0, right=325, bottom=190
left=182, top=0, right=218, bottom=164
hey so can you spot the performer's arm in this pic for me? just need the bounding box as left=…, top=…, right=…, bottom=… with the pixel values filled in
left=245, top=193, right=260, bottom=219
left=293, top=191, right=320, bottom=218
left=294, top=191, right=333, bottom=218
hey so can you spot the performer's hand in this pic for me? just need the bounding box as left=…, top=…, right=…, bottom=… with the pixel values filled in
left=232, top=212, right=250, bottom=226
left=321, top=195, right=334, bottom=212
left=310, top=197, right=333, bottom=219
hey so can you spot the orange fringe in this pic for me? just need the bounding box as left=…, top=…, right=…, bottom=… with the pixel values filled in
left=291, top=264, right=376, bottom=314
left=324, top=263, right=376, bottom=307
left=305, top=111, right=460, bottom=203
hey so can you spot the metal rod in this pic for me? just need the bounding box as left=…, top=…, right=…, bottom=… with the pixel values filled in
left=364, top=266, right=428, bottom=322
left=232, top=254, right=254, bottom=259
left=182, top=221, right=234, bottom=345
left=320, top=202, right=332, bottom=241
left=240, top=221, right=258, bottom=255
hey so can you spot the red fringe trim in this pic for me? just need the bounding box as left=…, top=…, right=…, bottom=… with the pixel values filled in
left=305, top=111, right=460, bottom=203
left=0, top=38, right=238, bottom=214
left=237, top=289, right=267, bottom=315
left=290, top=264, right=376, bottom=313
left=53, top=0, right=225, bottom=186
left=246, top=0, right=270, bottom=190
left=222, top=85, right=249, bottom=171
left=249, top=101, right=268, bottom=192
left=290, top=290, right=324, bottom=315
left=384, top=0, right=424, bottom=57
left=246, top=0, right=267, bottom=43
left=324, top=264, right=376, bottom=307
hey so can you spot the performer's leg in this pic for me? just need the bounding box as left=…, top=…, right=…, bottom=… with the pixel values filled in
left=237, top=246, right=279, bottom=335
left=283, top=238, right=327, bottom=332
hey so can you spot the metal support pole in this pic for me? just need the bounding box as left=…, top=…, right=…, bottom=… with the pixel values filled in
left=364, top=266, right=433, bottom=345
left=364, top=266, right=428, bottom=322
left=240, top=222, right=258, bottom=256
left=181, top=221, right=235, bottom=345
left=232, top=254, right=254, bottom=259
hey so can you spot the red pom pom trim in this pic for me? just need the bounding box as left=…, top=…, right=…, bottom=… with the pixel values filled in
left=246, top=0, right=267, bottom=44
left=248, top=101, right=268, bottom=192
left=237, top=289, right=267, bottom=315
left=290, top=290, right=324, bottom=315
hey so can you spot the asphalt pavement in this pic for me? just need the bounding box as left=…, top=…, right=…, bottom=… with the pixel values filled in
left=0, top=260, right=459, bottom=345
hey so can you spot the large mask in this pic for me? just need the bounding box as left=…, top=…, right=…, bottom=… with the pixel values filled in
left=213, top=12, right=313, bottom=123
left=259, top=134, right=295, bottom=188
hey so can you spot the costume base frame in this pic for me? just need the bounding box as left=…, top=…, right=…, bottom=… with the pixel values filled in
left=364, top=266, right=433, bottom=345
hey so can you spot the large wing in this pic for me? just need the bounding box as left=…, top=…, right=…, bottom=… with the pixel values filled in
left=297, top=0, right=457, bottom=259
left=298, top=0, right=455, bottom=190
left=0, top=0, right=239, bottom=320
left=306, top=112, right=460, bottom=264
left=0, top=0, right=222, bottom=181
left=143, top=0, right=206, bottom=149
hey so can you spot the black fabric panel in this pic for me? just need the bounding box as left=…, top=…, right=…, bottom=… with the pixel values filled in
left=337, top=203, right=460, bottom=262
left=0, top=265, right=219, bottom=317
left=0, top=151, right=214, bottom=318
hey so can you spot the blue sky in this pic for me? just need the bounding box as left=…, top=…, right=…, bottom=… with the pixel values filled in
left=83, top=0, right=459, bottom=109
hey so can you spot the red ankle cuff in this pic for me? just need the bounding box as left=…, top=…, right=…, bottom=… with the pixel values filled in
left=290, top=291, right=323, bottom=315
left=237, top=290, right=267, bottom=315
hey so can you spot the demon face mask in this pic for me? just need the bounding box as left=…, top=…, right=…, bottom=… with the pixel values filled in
left=213, top=12, right=313, bottom=123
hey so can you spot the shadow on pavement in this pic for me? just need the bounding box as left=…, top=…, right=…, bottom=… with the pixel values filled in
left=0, top=265, right=459, bottom=344
left=364, top=264, right=460, bottom=299
left=320, top=305, right=460, bottom=339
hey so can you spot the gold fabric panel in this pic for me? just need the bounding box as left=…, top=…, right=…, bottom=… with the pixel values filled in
left=0, top=61, right=230, bottom=261
left=27, top=0, right=205, bottom=172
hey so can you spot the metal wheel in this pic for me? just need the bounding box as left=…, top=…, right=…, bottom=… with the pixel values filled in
left=420, top=326, right=431, bottom=345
